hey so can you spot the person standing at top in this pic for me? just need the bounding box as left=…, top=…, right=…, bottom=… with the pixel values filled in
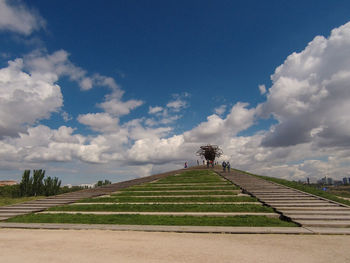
left=197, top=160, right=199, bottom=166
left=227, top=161, right=231, bottom=172
left=222, top=161, right=227, bottom=172
left=184, top=162, right=187, bottom=168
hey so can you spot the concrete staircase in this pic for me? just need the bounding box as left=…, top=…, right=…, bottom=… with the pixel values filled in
left=0, top=168, right=188, bottom=221
left=221, top=171, right=350, bottom=228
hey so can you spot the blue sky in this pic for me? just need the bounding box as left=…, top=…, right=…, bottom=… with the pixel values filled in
left=1, top=0, right=350, bottom=184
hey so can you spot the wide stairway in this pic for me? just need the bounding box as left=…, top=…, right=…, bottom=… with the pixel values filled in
left=221, top=171, right=350, bottom=228
left=0, top=169, right=187, bottom=221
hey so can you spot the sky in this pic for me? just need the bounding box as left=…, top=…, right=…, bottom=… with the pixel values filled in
left=1, top=0, right=350, bottom=184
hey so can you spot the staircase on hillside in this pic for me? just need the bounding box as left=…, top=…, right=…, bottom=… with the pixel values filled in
left=221, top=171, right=350, bottom=229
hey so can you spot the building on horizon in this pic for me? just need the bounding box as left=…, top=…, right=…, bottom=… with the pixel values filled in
left=0, top=180, right=18, bottom=186
left=327, top=177, right=333, bottom=185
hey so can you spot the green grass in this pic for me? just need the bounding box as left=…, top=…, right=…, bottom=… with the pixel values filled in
left=329, top=190, right=350, bottom=198
left=124, top=186, right=239, bottom=191
left=6, top=213, right=296, bottom=227
left=0, top=196, right=44, bottom=207
left=233, top=168, right=350, bottom=207
left=48, top=203, right=273, bottom=212
left=113, top=191, right=238, bottom=196
left=78, top=196, right=258, bottom=203
left=153, top=170, right=225, bottom=184
left=141, top=182, right=232, bottom=187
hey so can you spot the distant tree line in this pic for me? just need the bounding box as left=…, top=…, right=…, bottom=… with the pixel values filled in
left=95, top=179, right=112, bottom=187
left=19, top=170, right=61, bottom=197
left=0, top=171, right=113, bottom=198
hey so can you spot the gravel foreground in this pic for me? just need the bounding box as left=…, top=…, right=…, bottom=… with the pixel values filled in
left=1, top=229, right=349, bottom=263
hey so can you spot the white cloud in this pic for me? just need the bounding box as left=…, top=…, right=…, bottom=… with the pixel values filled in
left=258, top=84, right=266, bottom=95
left=61, top=111, right=72, bottom=122
left=4, top=22, right=350, bottom=183
left=0, top=0, right=45, bottom=35
left=77, top=113, right=120, bottom=133
left=0, top=58, right=62, bottom=138
left=148, top=106, right=163, bottom=114
left=214, top=105, right=227, bottom=115
left=166, top=99, right=187, bottom=112
left=184, top=102, right=255, bottom=143
left=259, top=22, right=350, bottom=148
left=98, top=93, right=143, bottom=116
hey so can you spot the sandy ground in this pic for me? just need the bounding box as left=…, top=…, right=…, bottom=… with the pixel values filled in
left=1, top=229, right=350, bottom=263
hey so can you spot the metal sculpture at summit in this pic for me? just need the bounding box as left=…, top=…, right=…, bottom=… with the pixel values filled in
left=196, top=144, right=223, bottom=162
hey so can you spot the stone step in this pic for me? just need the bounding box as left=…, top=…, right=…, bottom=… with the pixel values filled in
left=250, top=192, right=299, bottom=195
left=244, top=187, right=287, bottom=190
left=70, top=202, right=262, bottom=205
left=270, top=203, right=337, bottom=207
left=42, top=198, right=83, bottom=201
left=118, top=190, right=241, bottom=193
left=258, top=196, right=322, bottom=202
left=263, top=200, right=329, bottom=203
left=148, top=184, right=231, bottom=187
left=249, top=190, right=296, bottom=193
left=0, top=216, right=9, bottom=221
left=260, top=198, right=320, bottom=202
left=0, top=212, right=32, bottom=217
left=0, top=205, right=53, bottom=209
left=111, top=195, right=239, bottom=198
left=298, top=220, right=350, bottom=228
left=283, top=210, right=350, bottom=215
left=39, top=211, right=280, bottom=218
left=0, top=208, right=43, bottom=213
left=289, top=215, right=350, bottom=221
left=276, top=206, right=349, bottom=211
left=255, top=194, right=310, bottom=197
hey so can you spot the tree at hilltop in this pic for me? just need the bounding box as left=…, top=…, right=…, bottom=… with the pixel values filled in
left=196, top=145, right=223, bottom=162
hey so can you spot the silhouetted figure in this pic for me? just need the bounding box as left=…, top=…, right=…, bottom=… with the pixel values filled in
left=227, top=161, right=231, bottom=172
left=222, top=161, right=227, bottom=172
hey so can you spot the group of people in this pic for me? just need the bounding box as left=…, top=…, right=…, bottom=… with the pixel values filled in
left=189, top=160, right=231, bottom=171
left=222, top=161, right=231, bottom=172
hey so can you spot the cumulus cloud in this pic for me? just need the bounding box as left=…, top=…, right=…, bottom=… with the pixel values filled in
left=148, top=106, right=163, bottom=114
left=146, top=95, right=190, bottom=127
left=77, top=113, right=120, bottom=133
left=166, top=99, right=187, bottom=112
left=184, top=102, right=255, bottom=143
left=61, top=111, right=72, bottom=122
left=214, top=105, right=227, bottom=115
left=0, top=0, right=45, bottom=35
left=3, top=22, right=350, bottom=183
left=24, top=49, right=92, bottom=91
left=258, top=84, right=266, bottom=95
left=0, top=58, right=62, bottom=138
left=98, top=92, right=143, bottom=116
left=259, top=22, right=350, bottom=148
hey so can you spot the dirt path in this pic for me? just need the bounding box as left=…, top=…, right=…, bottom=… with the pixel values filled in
left=1, top=228, right=349, bottom=263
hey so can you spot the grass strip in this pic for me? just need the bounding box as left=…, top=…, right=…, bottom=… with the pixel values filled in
left=48, top=203, right=273, bottom=213
left=78, top=196, right=257, bottom=203
left=234, top=169, right=350, bottom=207
left=124, top=186, right=239, bottom=191
left=153, top=178, right=226, bottom=183
left=6, top=213, right=296, bottom=227
left=154, top=170, right=225, bottom=184
left=0, top=196, right=44, bottom=207
left=113, top=191, right=239, bottom=196
left=144, top=182, right=233, bottom=188
left=327, top=189, right=350, bottom=198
